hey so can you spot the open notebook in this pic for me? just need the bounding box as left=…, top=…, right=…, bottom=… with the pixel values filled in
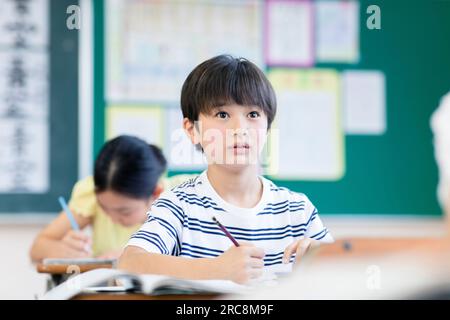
left=41, top=268, right=251, bottom=300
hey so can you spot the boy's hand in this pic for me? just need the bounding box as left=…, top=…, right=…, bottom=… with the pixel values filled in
left=282, top=238, right=320, bottom=264
left=97, top=249, right=123, bottom=260
left=61, top=230, right=92, bottom=258
left=215, top=242, right=265, bottom=284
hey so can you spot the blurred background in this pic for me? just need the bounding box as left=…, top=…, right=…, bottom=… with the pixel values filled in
left=0, top=0, right=449, bottom=299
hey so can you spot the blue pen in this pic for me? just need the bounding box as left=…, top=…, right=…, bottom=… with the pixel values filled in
left=58, top=196, right=80, bottom=231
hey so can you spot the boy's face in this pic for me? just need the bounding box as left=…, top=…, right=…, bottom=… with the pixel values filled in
left=184, top=104, right=268, bottom=168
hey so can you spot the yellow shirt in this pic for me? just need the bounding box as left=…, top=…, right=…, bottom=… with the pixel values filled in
left=68, top=174, right=196, bottom=257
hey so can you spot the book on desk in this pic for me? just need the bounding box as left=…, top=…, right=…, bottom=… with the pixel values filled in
left=40, top=268, right=251, bottom=300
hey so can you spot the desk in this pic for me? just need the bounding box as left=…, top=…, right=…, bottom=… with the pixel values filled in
left=37, top=262, right=114, bottom=289
left=43, top=237, right=449, bottom=300
left=73, top=292, right=220, bottom=300
left=246, top=237, right=450, bottom=300
left=313, top=237, right=447, bottom=260
left=37, top=263, right=114, bottom=274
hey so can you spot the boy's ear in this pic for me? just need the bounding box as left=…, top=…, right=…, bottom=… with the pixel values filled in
left=183, top=117, right=201, bottom=145
left=151, top=182, right=164, bottom=201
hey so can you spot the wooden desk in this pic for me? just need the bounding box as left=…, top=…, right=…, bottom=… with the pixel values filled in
left=37, top=262, right=115, bottom=290
left=47, top=237, right=449, bottom=300
left=73, top=292, right=220, bottom=300
left=37, top=263, right=113, bottom=274
left=313, top=237, right=447, bottom=260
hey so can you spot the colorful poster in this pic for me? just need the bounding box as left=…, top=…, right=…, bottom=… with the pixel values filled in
left=106, top=105, right=164, bottom=147
left=106, top=0, right=263, bottom=102
left=267, top=69, right=345, bottom=180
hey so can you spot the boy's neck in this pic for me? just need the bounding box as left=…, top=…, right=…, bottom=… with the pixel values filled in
left=206, top=165, right=263, bottom=209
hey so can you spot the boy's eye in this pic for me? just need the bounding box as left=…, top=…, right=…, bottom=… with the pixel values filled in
left=215, top=111, right=229, bottom=119
left=248, top=111, right=260, bottom=118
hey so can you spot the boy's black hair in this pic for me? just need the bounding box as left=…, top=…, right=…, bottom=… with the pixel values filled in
left=94, top=135, right=167, bottom=199
left=181, top=54, right=277, bottom=129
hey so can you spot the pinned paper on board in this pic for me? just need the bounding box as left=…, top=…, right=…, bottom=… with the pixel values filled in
left=106, top=0, right=263, bottom=102
left=0, top=51, right=49, bottom=119
left=315, top=0, right=359, bottom=63
left=0, top=119, right=49, bottom=193
left=166, top=107, right=207, bottom=171
left=0, top=0, right=50, bottom=193
left=106, top=105, right=164, bottom=147
left=343, top=70, right=386, bottom=135
left=0, top=0, right=49, bottom=48
left=266, top=69, right=344, bottom=180
left=264, top=0, right=314, bottom=67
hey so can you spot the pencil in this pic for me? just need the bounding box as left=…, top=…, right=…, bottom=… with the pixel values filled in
left=58, top=196, right=80, bottom=231
left=212, top=216, right=239, bottom=247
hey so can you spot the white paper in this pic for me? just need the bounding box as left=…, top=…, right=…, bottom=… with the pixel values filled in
left=166, top=108, right=207, bottom=171
left=0, top=0, right=49, bottom=48
left=0, top=51, right=49, bottom=118
left=106, top=106, right=164, bottom=147
left=266, top=0, right=313, bottom=66
left=0, top=119, right=48, bottom=192
left=315, top=0, right=359, bottom=63
left=0, top=0, right=50, bottom=194
left=271, top=90, right=343, bottom=180
left=343, top=70, right=386, bottom=135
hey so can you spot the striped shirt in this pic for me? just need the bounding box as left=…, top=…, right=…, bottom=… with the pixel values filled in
left=126, top=171, right=334, bottom=274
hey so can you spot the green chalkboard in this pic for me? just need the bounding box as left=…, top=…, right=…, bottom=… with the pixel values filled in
left=0, top=0, right=79, bottom=213
left=283, top=0, right=450, bottom=216
left=93, top=0, right=450, bottom=216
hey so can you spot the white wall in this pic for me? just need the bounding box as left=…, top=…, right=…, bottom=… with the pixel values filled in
left=0, top=224, right=48, bottom=299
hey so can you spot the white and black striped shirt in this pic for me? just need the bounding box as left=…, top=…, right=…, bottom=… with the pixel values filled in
left=127, top=171, right=334, bottom=274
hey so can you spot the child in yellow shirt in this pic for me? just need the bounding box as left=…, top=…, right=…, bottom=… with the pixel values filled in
left=30, top=135, right=192, bottom=261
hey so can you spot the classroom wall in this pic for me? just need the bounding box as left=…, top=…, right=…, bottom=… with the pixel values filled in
left=0, top=0, right=448, bottom=217
left=0, top=225, right=47, bottom=299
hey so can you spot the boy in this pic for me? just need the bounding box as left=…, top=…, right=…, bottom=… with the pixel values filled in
left=118, top=55, right=334, bottom=284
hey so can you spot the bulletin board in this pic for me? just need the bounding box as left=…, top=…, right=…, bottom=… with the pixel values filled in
left=93, top=0, right=450, bottom=216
